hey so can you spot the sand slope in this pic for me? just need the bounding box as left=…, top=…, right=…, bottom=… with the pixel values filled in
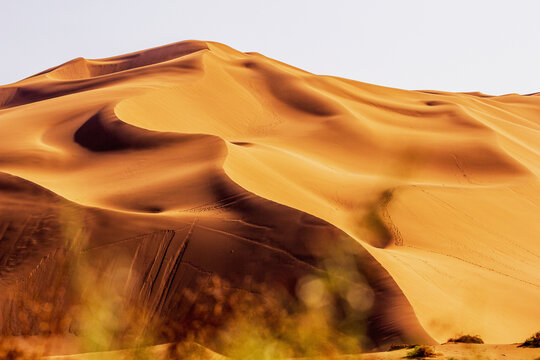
left=0, top=40, right=539, bottom=354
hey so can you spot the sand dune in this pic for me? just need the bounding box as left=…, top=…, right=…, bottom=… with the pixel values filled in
left=0, top=40, right=539, bottom=356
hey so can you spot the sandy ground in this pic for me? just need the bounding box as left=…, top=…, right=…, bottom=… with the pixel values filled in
left=41, top=343, right=540, bottom=360
left=357, top=344, right=540, bottom=360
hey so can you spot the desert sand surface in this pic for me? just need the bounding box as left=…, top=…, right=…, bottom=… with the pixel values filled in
left=0, top=40, right=538, bottom=358
left=43, top=343, right=540, bottom=360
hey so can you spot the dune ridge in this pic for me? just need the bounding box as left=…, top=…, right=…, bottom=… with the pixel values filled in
left=0, top=40, right=539, bottom=355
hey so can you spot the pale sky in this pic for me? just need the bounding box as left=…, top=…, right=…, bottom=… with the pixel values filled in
left=2, top=0, right=539, bottom=95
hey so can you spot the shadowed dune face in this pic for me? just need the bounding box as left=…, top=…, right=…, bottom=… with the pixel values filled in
left=0, top=40, right=539, bottom=354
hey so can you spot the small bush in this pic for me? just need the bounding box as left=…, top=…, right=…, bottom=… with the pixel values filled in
left=518, top=331, right=540, bottom=348
left=406, top=345, right=436, bottom=358
left=388, top=344, right=417, bottom=351
left=447, top=334, right=484, bottom=344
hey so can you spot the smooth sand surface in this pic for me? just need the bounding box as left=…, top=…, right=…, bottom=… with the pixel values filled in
left=0, top=41, right=538, bottom=357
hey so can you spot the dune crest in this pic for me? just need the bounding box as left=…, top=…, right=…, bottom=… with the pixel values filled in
left=0, top=40, right=539, bottom=352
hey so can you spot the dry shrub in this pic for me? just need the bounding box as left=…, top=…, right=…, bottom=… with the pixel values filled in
left=406, top=345, right=436, bottom=358
left=388, top=343, right=417, bottom=351
left=519, top=331, right=540, bottom=348
left=152, top=247, right=373, bottom=358
left=1, top=232, right=374, bottom=358
left=159, top=270, right=368, bottom=359
left=447, top=334, right=484, bottom=344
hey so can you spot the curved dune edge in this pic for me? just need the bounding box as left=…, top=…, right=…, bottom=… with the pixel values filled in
left=0, top=40, right=539, bottom=349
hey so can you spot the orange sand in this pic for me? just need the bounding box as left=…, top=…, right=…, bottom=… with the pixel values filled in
left=0, top=41, right=538, bottom=355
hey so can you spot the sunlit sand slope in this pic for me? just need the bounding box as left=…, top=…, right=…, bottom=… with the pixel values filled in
left=0, top=40, right=538, bottom=351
